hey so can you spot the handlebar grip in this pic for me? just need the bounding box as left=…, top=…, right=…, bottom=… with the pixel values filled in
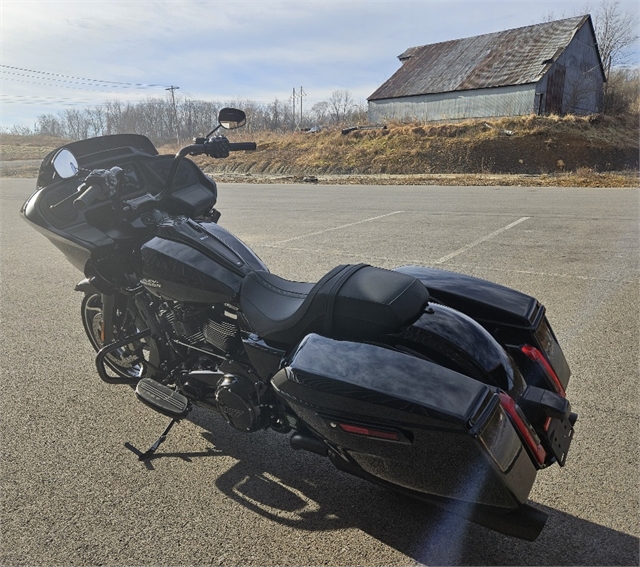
left=228, top=142, right=256, bottom=151
left=121, top=193, right=159, bottom=219
left=73, top=185, right=101, bottom=211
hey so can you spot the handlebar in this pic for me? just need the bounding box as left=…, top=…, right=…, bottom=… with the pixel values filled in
left=71, top=139, right=257, bottom=213
left=73, top=184, right=102, bottom=211
left=71, top=167, right=124, bottom=211
left=202, top=137, right=256, bottom=157
left=121, top=193, right=159, bottom=219
left=229, top=142, right=257, bottom=151
left=160, top=137, right=256, bottom=202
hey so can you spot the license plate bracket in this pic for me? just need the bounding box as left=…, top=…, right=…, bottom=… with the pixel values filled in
left=545, top=417, right=574, bottom=466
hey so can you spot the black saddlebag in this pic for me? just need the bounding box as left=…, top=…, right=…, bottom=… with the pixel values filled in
left=271, top=334, right=538, bottom=509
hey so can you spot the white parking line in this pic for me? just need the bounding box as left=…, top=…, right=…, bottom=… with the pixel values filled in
left=270, top=210, right=405, bottom=245
left=433, top=216, right=531, bottom=264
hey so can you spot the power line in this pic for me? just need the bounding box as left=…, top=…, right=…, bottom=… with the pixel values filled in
left=0, top=64, right=167, bottom=89
left=1, top=94, right=99, bottom=105
left=1, top=70, right=164, bottom=91
left=1, top=76, right=163, bottom=95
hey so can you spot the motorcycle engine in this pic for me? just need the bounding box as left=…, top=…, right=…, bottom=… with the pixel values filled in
left=164, top=302, right=241, bottom=356
left=215, top=374, right=268, bottom=432
left=162, top=301, right=270, bottom=433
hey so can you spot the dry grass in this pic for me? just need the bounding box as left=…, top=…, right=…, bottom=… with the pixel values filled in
left=2, top=115, right=638, bottom=187
left=0, top=134, right=72, bottom=161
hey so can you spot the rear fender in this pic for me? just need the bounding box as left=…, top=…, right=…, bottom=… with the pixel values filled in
left=397, top=303, right=527, bottom=396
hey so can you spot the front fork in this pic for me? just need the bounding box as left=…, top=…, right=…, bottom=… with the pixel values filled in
left=76, top=277, right=168, bottom=383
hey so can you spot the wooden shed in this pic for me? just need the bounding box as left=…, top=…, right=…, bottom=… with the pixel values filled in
left=368, top=15, right=605, bottom=122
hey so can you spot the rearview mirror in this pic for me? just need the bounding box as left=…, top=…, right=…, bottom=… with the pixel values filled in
left=218, top=108, right=246, bottom=130
left=52, top=149, right=79, bottom=179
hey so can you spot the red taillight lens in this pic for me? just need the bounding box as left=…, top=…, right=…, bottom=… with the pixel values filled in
left=499, top=392, right=546, bottom=465
left=521, top=344, right=566, bottom=397
left=338, top=423, right=401, bottom=441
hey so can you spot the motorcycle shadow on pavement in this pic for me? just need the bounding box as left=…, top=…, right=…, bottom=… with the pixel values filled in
left=140, top=409, right=638, bottom=566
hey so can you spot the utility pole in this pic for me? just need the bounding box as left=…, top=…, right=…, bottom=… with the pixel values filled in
left=166, top=85, right=180, bottom=145
left=299, top=86, right=306, bottom=129
left=291, top=87, right=306, bottom=131
left=291, top=88, right=296, bottom=132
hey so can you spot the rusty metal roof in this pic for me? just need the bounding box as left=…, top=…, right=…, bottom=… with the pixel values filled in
left=369, top=15, right=595, bottom=101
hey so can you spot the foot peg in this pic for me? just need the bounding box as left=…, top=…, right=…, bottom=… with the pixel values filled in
left=135, top=378, right=190, bottom=419
left=134, top=378, right=191, bottom=461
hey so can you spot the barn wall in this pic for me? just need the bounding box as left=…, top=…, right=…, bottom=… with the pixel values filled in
left=559, top=23, right=604, bottom=114
left=538, top=24, right=604, bottom=115
left=368, top=83, right=537, bottom=123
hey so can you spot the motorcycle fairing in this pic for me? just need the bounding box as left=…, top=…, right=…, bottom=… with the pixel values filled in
left=37, top=134, right=158, bottom=188
left=24, top=140, right=221, bottom=274
left=272, top=333, right=537, bottom=509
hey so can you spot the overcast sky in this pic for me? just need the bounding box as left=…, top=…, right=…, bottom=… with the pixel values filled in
left=1, top=0, right=638, bottom=129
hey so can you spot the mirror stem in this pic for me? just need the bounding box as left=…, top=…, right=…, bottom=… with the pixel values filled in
left=161, top=144, right=204, bottom=201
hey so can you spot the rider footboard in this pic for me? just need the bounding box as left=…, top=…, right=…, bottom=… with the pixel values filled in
left=272, top=334, right=538, bottom=510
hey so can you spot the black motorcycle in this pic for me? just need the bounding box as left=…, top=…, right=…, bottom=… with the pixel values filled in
left=22, top=108, right=576, bottom=541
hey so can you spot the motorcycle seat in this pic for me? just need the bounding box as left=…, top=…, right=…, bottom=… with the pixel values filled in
left=240, top=264, right=430, bottom=346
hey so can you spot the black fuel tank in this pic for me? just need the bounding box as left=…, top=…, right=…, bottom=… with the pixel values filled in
left=140, top=217, right=268, bottom=303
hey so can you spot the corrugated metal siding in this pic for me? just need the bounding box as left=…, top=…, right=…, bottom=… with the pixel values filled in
left=368, top=84, right=537, bottom=123
left=555, top=23, right=604, bottom=114
left=369, top=15, right=597, bottom=101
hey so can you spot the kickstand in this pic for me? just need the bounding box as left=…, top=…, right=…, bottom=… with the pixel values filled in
left=138, top=418, right=178, bottom=461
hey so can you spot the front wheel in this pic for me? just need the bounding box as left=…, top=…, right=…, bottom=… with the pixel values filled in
left=81, top=292, right=160, bottom=380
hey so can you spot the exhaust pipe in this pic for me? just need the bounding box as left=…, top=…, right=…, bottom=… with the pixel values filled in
left=328, top=450, right=547, bottom=541
left=290, top=433, right=328, bottom=456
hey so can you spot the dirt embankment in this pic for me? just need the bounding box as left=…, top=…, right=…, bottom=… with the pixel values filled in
left=193, top=114, right=638, bottom=187
left=2, top=114, right=638, bottom=187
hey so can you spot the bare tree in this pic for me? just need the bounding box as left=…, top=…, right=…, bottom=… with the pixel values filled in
left=328, top=90, right=354, bottom=124
left=268, top=98, right=292, bottom=132
left=588, top=1, right=639, bottom=113
left=604, top=66, right=640, bottom=114
left=564, top=69, right=600, bottom=114
left=310, top=101, right=329, bottom=125
left=27, top=91, right=369, bottom=142
left=62, top=109, right=90, bottom=140
left=591, top=0, right=639, bottom=79
left=86, top=106, right=106, bottom=137
left=36, top=114, right=64, bottom=137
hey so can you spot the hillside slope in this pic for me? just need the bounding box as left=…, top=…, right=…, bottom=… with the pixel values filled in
left=199, top=114, right=638, bottom=178
left=2, top=114, right=638, bottom=186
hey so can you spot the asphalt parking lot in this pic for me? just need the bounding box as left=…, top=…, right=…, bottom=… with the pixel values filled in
left=1, top=179, right=638, bottom=566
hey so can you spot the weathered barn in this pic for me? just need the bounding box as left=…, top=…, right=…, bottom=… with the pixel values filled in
left=368, top=15, right=605, bottom=122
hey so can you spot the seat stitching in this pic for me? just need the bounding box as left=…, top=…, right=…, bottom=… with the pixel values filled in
left=252, top=272, right=309, bottom=299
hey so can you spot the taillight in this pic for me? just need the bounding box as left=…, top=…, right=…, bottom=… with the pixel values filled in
left=521, top=344, right=566, bottom=397
left=499, top=392, right=546, bottom=465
